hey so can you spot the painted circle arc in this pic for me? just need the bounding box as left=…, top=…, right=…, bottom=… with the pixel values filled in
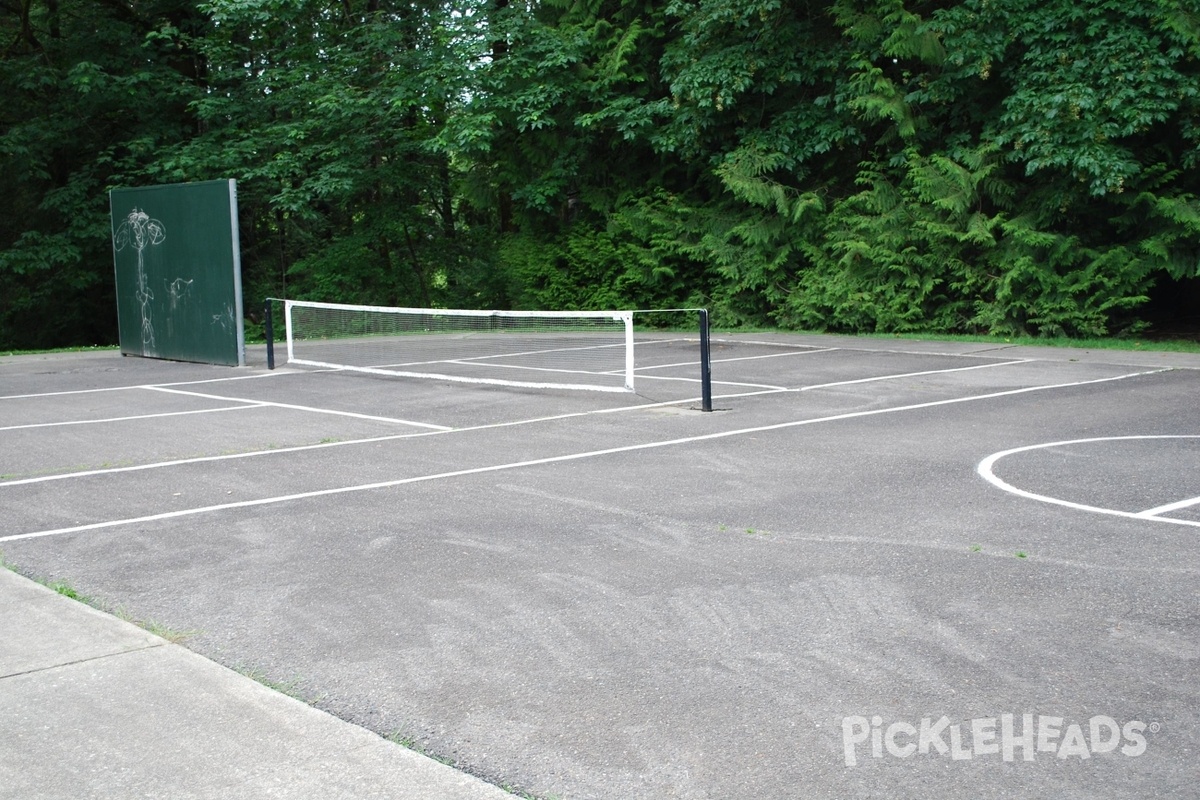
left=977, top=435, right=1200, bottom=528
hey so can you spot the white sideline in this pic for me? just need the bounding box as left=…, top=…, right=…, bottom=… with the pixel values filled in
left=0, top=367, right=1169, bottom=543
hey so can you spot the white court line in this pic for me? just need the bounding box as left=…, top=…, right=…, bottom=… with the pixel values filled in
left=0, top=393, right=741, bottom=487
left=444, top=357, right=780, bottom=389
left=363, top=338, right=685, bottom=375
left=977, top=435, right=1200, bottom=528
left=0, top=404, right=266, bottom=432
left=642, top=358, right=1032, bottom=395
left=1138, top=495, right=1200, bottom=517
left=441, top=360, right=628, bottom=380
left=709, top=347, right=840, bottom=365
left=631, top=359, right=1027, bottom=392
left=710, top=338, right=826, bottom=348
left=630, top=359, right=1031, bottom=397
left=631, top=347, right=840, bottom=374
left=624, top=347, right=960, bottom=391
left=617, top=346, right=846, bottom=390
left=371, top=339, right=638, bottom=370
left=710, top=337, right=1033, bottom=362
left=0, top=359, right=1033, bottom=486
left=0, top=370, right=289, bottom=401
left=632, top=374, right=788, bottom=390
left=0, top=367, right=1170, bottom=542
left=799, top=359, right=1031, bottom=391
left=142, top=386, right=452, bottom=431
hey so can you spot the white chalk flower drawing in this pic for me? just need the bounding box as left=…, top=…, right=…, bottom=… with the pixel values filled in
left=114, top=208, right=166, bottom=351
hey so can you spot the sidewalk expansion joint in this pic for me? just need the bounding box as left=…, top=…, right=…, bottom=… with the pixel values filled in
left=0, top=641, right=167, bottom=681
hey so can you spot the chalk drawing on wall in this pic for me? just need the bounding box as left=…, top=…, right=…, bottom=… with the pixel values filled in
left=114, top=208, right=166, bottom=353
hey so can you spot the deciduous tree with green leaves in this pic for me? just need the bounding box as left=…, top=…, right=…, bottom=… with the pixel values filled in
left=2, top=0, right=1197, bottom=347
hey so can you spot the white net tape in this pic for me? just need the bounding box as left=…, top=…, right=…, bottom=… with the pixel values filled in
left=284, top=300, right=636, bottom=393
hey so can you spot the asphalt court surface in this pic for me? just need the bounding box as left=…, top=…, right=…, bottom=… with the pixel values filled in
left=2, top=334, right=1199, bottom=799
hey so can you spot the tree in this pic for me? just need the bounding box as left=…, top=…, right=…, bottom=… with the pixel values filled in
left=0, top=0, right=207, bottom=348
left=160, top=0, right=485, bottom=309
left=3, top=0, right=1196, bottom=347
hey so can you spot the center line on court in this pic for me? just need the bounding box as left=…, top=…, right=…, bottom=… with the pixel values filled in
left=0, top=407, right=265, bottom=431
left=0, top=367, right=1169, bottom=543
left=142, top=386, right=451, bottom=430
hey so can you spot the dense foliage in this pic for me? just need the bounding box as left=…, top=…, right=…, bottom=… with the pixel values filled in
left=3, top=0, right=1198, bottom=348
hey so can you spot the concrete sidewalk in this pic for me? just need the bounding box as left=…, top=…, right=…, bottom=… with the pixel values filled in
left=0, top=568, right=514, bottom=800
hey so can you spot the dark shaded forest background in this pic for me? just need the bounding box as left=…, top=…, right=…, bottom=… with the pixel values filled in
left=2, top=0, right=1199, bottom=350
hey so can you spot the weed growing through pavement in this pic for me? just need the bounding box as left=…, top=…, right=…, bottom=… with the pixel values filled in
left=46, top=579, right=91, bottom=602
left=717, top=524, right=770, bottom=536
left=0, top=554, right=200, bottom=643
left=140, top=619, right=197, bottom=643
left=110, top=607, right=199, bottom=643
left=233, top=664, right=325, bottom=705
left=385, top=732, right=456, bottom=767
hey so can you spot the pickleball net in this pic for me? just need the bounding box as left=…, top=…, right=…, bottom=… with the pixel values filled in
left=281, top=300, right=634, bottom=392
left=271, top=299, right=712, bottom=408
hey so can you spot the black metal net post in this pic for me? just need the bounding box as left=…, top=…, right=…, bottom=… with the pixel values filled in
left=264, top=298, right=275, bottom=370
left=699, top=309, right=712, bottom=412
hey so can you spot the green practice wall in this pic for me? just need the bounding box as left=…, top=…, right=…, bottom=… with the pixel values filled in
left=110, top=179, right=245, bottom=366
